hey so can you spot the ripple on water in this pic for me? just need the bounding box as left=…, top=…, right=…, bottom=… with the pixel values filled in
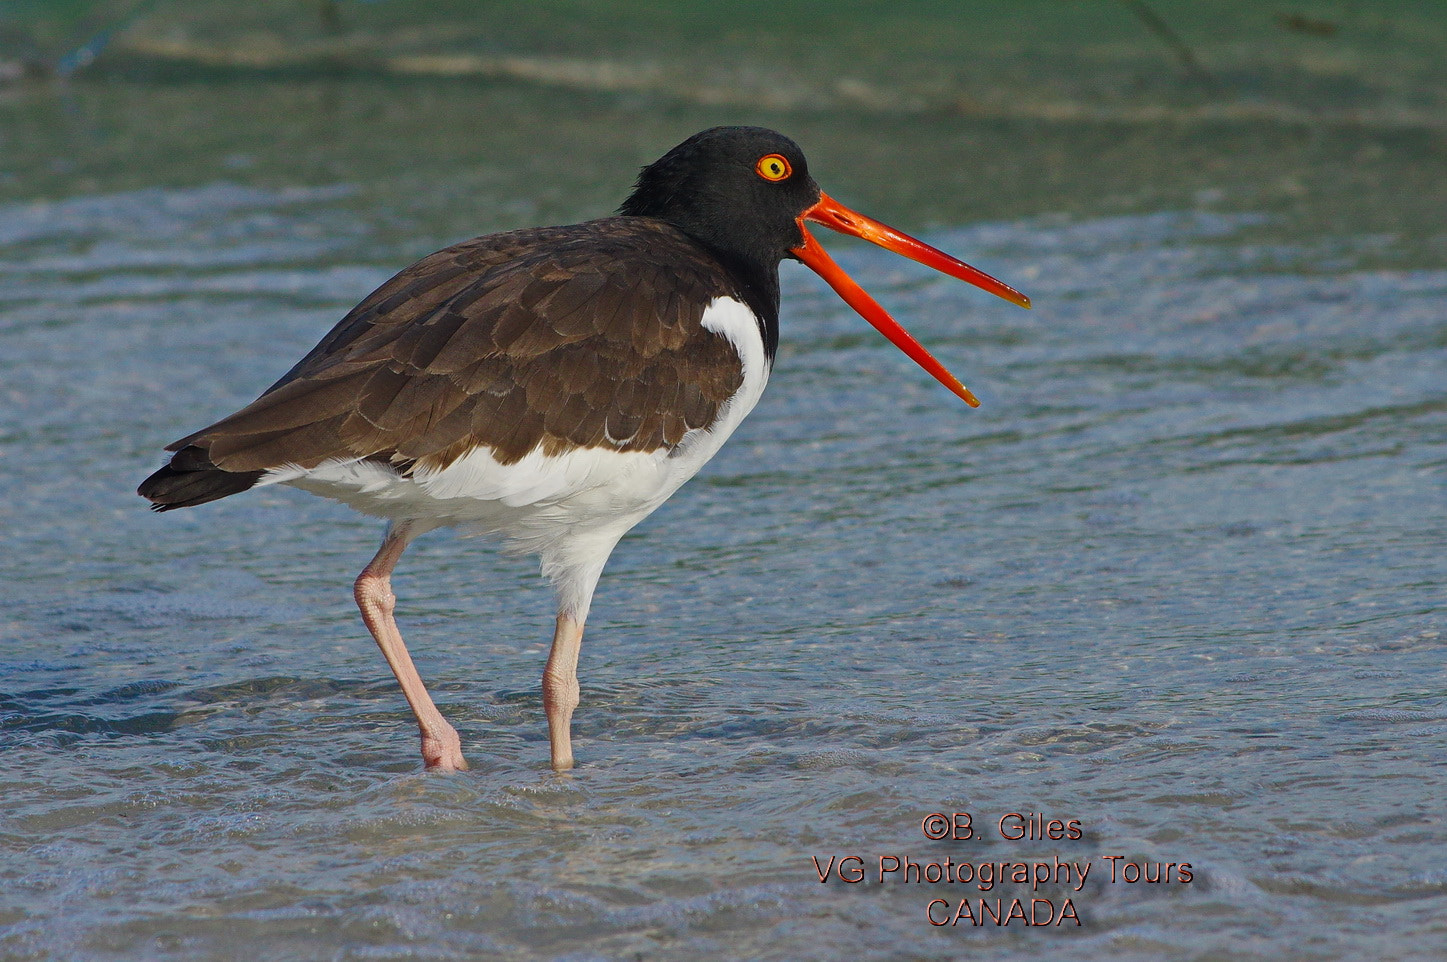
left=0, top=181, right=1443, bottom=960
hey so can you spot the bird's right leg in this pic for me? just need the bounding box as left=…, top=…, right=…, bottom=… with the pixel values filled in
left=543, top=612, right=585, bottom=771
left=354, top=522, right=468, bottom=772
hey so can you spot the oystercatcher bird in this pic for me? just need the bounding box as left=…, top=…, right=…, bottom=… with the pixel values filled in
left=139, top=126, right=1029, bottom=771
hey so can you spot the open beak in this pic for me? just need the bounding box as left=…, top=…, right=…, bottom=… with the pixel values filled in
left=790, top=192, right=1030, bottom=407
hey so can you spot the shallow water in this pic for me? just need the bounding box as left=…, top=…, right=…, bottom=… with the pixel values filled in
left=2, top=4, right=1446, bottom=960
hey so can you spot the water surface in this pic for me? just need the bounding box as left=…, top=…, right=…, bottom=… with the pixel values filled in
left=1, top=4, right=1444, bottom=959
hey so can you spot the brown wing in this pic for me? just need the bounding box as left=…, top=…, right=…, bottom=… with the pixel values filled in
left=169, top=218, right=747, bottom=473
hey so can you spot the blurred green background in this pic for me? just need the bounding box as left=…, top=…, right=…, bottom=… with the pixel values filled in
left=2, top=0, right=1443, bottom=269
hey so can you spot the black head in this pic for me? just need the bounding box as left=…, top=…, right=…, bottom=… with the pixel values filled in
left=620, top=127, right=1032, bottom=404
left=619, top=126, right=823, bottom=270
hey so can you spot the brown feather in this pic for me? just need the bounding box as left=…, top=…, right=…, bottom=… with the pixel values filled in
left=169, top=218, right=751, bottom=474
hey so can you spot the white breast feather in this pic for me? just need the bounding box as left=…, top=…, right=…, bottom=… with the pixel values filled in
left=261, top=296, right=770, bottom=616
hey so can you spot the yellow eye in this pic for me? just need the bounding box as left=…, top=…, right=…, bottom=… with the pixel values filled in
left=755, top=153, right=792, bottom=182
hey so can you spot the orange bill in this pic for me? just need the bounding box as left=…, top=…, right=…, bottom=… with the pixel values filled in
left=791, top=191, right=1031, bottom=407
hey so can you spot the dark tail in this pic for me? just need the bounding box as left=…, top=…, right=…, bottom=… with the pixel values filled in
left=138, top=445, right=265, bottom=511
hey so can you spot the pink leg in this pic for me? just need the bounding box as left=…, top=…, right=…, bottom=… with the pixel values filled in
left=354, top=524, right=467, bottom=772
left=543, top=613, right=585, bottom=771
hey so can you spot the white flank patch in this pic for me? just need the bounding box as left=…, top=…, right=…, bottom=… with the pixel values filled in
left=262, top=296, right=771, bottom=616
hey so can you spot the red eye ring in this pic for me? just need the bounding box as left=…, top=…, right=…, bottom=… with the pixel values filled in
left=755, top=153, right=792, bottom=182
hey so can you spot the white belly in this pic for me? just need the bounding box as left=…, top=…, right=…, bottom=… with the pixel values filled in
left=261, top=296, right=770, bottom=613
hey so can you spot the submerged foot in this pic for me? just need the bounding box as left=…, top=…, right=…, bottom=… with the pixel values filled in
left=420, top=726, right=468, bottom=772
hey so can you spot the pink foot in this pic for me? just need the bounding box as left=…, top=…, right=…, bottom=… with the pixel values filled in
left=420, top=726, right=468, bottom=772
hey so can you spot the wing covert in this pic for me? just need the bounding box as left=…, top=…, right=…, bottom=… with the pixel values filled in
left=171, top=219, right=748, bottom=473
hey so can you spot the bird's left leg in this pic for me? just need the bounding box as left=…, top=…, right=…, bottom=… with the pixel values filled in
left=354, top=521, right=468, bottom=772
